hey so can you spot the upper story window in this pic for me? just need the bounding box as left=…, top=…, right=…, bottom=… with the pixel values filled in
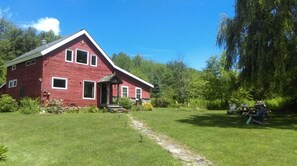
left=91, top=55, right=97, bottom=67
left=26, top=59, right=36, bottom=66
left=11, top=65, right=16, bottom=71
left=52, top=77, right=68, bottom=90
left=121, top=86, right=129, bottom=98
left=135, top=87, right=142, bottom=100
left=76, top=49, right=89, bottom=65
left=65, top=49, right=73, bottom=62
left=8, top=79, right=17, bottom=88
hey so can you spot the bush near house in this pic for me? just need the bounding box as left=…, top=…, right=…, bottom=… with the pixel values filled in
left=45, top=98, right=63, bottom=114
left=119, top=97, right=133, bottom=109
left=143, top=103, right=153, bottom=111
left=0, top=94, right=18, bottom=112
left=19, top=97, right=40, bottom=114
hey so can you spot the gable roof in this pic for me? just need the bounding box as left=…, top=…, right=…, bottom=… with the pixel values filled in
left=5, top=29, right=154, bottom=88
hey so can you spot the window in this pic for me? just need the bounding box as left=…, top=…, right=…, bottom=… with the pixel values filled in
left=91, top=55, right=97, bottom=66
left=52, top=77, right=68, bottom=89
left=65, top=49, right=73, bottom=62
left=121, top=86, right=128, bottom=97
left=11, top=65, right=16, bottom=71
left=31, top=59, right=36, bottom=65
left=8, top=79, right=17, bottom=88
left=76, top=49, right=89, bottom=65
left=135, top=87, right=142, bottom=100
left=83, top=81, right=95, bottom=99
left=26, top=59, right=36, bottom=66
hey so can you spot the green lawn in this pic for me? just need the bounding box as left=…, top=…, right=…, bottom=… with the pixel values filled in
left=0, top=112, right=180, bottom=166
left=132, top=108, right=297, bottom=166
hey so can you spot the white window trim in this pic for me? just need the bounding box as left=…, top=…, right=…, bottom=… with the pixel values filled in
left=90, top=54, right=97, bottom=67
left=121, top=86, right=129, bottom=98
left=65, top=49, right=73, bottom=62
left=11, top=65, right=16, bottom=71
left=75, top=49, right=89, bottom=65
left=82, top=80, right=96, bottom=100
left=135, top=87, right=142, bottom=100
left=8, top=79, right=17, bottom=88
left=52, top=77, right=68, bottom=90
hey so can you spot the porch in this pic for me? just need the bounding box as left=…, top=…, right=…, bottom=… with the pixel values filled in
left=98, top=73, right=124, bottom=112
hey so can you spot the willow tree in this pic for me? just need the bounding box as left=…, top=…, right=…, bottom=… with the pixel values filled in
left=217, top=0, right=297, bottom=98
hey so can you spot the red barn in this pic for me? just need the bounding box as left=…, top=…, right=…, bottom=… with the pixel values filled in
left=0, top=29, right=153, bottom=107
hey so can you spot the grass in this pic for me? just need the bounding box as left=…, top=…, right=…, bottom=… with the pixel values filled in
left=0, top=112, right=180, bottom=166
left=132, top=108, right=297, bottom=166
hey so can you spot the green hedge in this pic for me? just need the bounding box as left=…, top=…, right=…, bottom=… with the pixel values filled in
left=0, top=94, right=18, bottom=112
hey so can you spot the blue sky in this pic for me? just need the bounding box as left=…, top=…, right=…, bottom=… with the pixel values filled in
left=0, top=0, right=235, bottom=70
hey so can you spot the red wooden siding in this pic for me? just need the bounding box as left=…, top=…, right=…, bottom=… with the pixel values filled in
left=42, top=35, right=114, bottom=106
left=5, top=58, right=42, bottom=99
left=112, top=70, right=151, bottom=99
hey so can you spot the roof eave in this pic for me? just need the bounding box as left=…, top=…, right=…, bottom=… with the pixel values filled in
left=5, top=52, right=42, bottom=67
left=114, top=66, right=154, bottom=88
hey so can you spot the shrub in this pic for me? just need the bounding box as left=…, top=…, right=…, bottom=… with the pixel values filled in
left=189, top=98, right=207, bottom=109
left=0, top=94, right=18, bottom=112
left=143, top=103, right=153, bottom=111
left=206, top=100, right=225, bottom=110
left=45, top=99, right=63, bottom=114
left=64, top=106, right=80, bottom=113
left=19, top=97, right=40, bottom=114
left=119, top=97, right=133, bottom=109
left=83, top=106, right=97, bottom=113
left=131, top=105, right=145, bottom=111
left=151, top=97, right=171, bottom=107
left=0, top=145, right=8, bottom=161
left=265, top=97, right=290, bottom=111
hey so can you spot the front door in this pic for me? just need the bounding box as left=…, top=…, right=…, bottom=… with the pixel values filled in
left=101, top=83, right=107, bottom=104
left=99, top=83, right=110, bottom=105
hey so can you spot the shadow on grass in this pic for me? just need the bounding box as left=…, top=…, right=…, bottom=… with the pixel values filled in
left=177, top=113, right=297, bottom=130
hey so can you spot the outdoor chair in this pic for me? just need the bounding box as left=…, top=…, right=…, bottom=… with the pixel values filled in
left=227, top=103, right=237, bottom=114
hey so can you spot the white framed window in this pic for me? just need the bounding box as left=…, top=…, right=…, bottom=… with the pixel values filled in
left=26, top=59, right=36, bottom=66
left=90, top=55, right=97, bottom=67
left=83, top=80, right=96, bottom=100
left=11, top=65, right=16, bottom=71
left=8, top=79, right=17, bottom=88
left=75, top=49, right=89, bottom=65
left=135, top=87, right=142, bottom=100
left=52, top=77, right=68, bottom=90
left=65, top=49, right=73, bottom=62
left=121, top=86, right=129, bottom=98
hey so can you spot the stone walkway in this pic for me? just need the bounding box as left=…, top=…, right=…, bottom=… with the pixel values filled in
left=128, top=114, right=213, bottom=166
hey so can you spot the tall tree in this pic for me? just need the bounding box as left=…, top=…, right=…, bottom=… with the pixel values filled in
left=202, top=54, right=237, bottom=107
left=111, top=52, right=132, bottom=71
left=167, top=60, right=188, bottom=103
left=217, top=0, right=297, bottom=98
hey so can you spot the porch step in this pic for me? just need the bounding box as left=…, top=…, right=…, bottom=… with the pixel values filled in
left=106, top=104, right=126, bottom=113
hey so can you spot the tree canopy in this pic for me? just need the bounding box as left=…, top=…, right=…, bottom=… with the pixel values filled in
left=0, top=17, right=61, bottom=84
left=217, top=0, right=297, bottom=98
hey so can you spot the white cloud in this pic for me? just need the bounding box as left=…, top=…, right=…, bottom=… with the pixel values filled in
left=30, top=17, right=60, bottom=35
